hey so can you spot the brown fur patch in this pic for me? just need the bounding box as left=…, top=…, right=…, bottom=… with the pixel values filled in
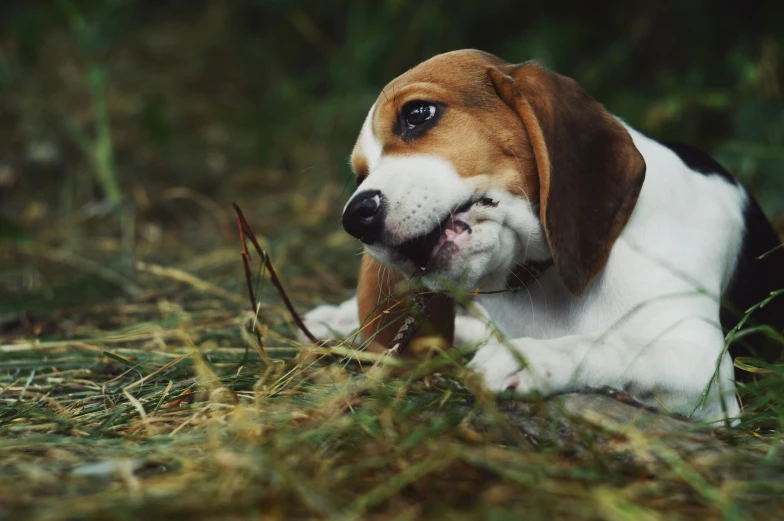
left=350, top=50, right=540, bottom=203
left=489, top=61, right=646, bottom=295
left=350, top=150, right=369, bottom=184
left=356, top=252, right=454, bottom=352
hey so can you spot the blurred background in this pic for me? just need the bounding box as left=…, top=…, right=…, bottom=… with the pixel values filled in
left=1, top=0, right=782, bottom=323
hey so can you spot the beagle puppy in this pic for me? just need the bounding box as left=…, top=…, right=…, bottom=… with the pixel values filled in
left=304, top=49, right=783, bottom=423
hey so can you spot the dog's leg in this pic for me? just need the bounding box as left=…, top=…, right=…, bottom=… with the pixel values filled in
left=300, top=295, right=361, bottom=342
left=357, top=253, right=455, bottom=352
left=302, top=253, right=456, bottom=352
left=453, top=302, right=495, bottom=350
left=301, top=293, right=493, bottom=352
left=468, top=322, right=740, bottom=423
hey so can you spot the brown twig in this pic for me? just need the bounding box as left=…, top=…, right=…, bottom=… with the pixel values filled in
left=232, top=203, right=320, bottom=345
left=235, top=213, right=264, bottom=353
left=233, top=203, right=437, bottom=357
left=387, top=292, right=435, bottom=356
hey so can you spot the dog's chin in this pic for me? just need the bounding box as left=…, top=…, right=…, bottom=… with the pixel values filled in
left=365, top=240, right=486, bottom=292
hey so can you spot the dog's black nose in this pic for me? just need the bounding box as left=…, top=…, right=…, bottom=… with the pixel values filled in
left=343, top=190, right=385, bottom=244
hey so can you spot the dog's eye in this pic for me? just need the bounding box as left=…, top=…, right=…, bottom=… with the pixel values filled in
left=402, top=102, right=437, bottom=129
left=397, top=101, right=443, bottom=140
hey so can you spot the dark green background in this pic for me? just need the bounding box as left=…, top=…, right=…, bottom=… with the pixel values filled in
left=1, top=0, right=782, bottom=252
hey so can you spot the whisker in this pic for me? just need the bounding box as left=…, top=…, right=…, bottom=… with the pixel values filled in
left=359, top=254, right=375, bottom=279
left=512, top=261, right=548, bottom=318
left=376, top=263, right=386, bottom=307
left=384, top=264, right=394, bottom=301
left=428, top=209, right=443, bottom=238
left=505, top=267, right=536, bottom=326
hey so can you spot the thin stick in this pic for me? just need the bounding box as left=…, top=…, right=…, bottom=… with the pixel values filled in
left=232, top=203, right=320, bottom=345
left=235, top=208, right=264, bottom=354
left=388, top=292, right=435, bottom=356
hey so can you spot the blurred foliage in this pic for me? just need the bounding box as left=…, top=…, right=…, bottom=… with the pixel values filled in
left=0, top=0, right=782, bottom=311
left=0, top=0, right=782, bottom=214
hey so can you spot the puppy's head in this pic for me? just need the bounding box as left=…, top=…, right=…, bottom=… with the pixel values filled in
left=343, top=49, right=645, bottom=296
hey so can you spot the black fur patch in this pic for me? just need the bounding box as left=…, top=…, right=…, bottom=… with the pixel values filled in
left=723, top=194, right=784, bottom=369
left=659, top=141, right=735, bottom=183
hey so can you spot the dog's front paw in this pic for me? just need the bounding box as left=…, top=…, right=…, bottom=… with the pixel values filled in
left=300, top=296, right=360, bottom=343
left=467, top=341, right=569, bottom=396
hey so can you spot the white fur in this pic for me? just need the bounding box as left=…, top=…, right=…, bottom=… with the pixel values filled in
left=302, top=297, right=494, bottom=347
left=307, top=103, right=749, bottom=424
left=348, top=153, right=548, bottom=288
left=356, top=154, right=474, bottom=245
left=302, top=296, right=359, bottom=341
left=359, top=103, right=382, bottom=171
left=469, top=125, right=746, bottom=423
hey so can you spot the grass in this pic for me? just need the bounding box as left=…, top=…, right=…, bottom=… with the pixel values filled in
left=2, top=223, right=784, bottom=520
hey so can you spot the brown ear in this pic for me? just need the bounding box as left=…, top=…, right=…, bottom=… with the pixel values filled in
left=487, top=62, right=646, bottom=295
left=357, top=253, right=455, bottom=353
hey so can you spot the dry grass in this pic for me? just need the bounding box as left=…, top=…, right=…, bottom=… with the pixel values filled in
left=2, top=214, right=784, bottom=521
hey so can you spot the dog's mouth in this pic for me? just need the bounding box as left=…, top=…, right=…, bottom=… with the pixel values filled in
left=395, top=197, right=496, bottom=273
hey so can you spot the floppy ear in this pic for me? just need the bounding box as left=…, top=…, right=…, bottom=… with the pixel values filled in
left=357, top=253, right=454, bottom=353
left=487, top=62, right=646, bottom=296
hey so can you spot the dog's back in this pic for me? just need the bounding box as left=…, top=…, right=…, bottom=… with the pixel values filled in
left=663, top=141, right=784, bottom=367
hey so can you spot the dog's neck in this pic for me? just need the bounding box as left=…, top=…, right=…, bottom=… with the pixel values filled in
left=505, top=258, right=554, bottom=290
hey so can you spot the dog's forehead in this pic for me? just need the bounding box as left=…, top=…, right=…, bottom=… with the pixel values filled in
left=351, top=50, right=535, bottom=190
left=385, top=50, right=504, bottom=92
left=374, top=50, right=506, bottom=114
left=351, top=50, right=509, bottom=174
